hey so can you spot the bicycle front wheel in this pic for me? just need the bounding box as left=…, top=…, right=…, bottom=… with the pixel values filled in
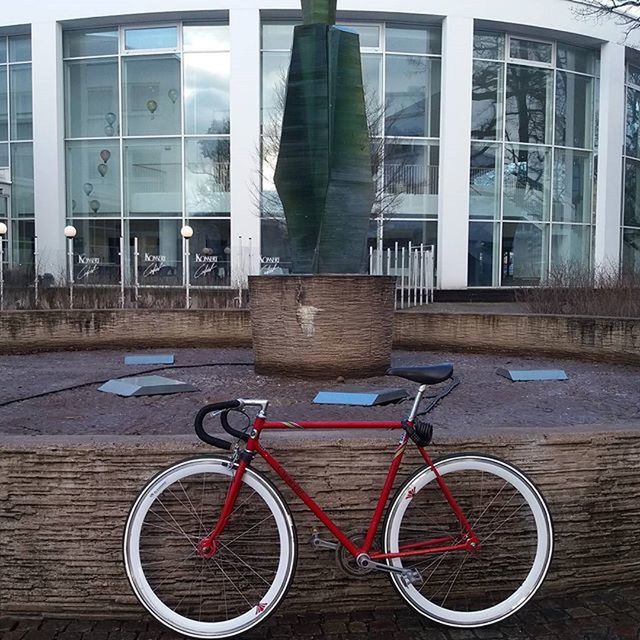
left=124, top=457, right=297, bottom=639
left=383, top=454, right=553, bottom=627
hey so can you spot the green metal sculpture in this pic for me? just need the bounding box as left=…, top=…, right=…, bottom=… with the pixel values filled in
left=274, top=0, right=374, bottom=274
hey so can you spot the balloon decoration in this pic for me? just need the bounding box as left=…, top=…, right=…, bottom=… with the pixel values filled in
left=104, top=112, right=117, bottom=137
left=89, top=199, right=101, bottom=214
left=146, top=99, right=158, bottom=119
left=97, top=163, right=108, bottom=178
left=168, top=89, right=179, bottom=104
left=100, top=149, right=111, bottom=163
left=83, top=182, right=94, bottom=196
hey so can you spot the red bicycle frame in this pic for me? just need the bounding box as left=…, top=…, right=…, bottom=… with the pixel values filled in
left=198, top=413, right=479, bottom=561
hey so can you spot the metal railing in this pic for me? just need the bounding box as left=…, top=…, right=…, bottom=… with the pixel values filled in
left=369, top=243, right=435, bottom=309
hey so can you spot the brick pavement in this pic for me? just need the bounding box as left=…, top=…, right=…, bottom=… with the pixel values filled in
left=2, top=586, right=639, bottom=640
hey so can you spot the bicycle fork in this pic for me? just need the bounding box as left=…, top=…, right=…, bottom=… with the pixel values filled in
left=196, top=457, right=249, bottom=558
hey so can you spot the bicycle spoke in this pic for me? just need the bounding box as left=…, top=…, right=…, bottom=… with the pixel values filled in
left=386, top=458, right=551, bottom=626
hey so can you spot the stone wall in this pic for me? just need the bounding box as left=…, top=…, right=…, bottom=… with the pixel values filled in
left=1, top=309, right=638, bottom=364
left=0, top=309, right=252, bottom=353
left=2, top=431, right=639, bottom=617
left=394, top=312, right=640, bottom=365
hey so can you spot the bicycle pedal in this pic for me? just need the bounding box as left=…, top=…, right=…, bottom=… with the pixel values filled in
left=401, top=568, right=423, bottom=587
left=309, top=531, right=338, bottom=551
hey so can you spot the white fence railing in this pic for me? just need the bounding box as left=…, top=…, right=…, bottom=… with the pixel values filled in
left=369, top=243, right=435, bottom=309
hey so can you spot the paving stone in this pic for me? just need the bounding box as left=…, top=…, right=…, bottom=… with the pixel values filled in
left=4, top=585, right=640, bottom=640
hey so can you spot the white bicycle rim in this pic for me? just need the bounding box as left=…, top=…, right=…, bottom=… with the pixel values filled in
left=384, top=455, right=553, bottom=627
left=124, top=457, right=296, bottom=639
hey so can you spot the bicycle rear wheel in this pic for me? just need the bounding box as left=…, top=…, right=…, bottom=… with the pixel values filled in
left=124, top=457, right=297, bottom=639
left=383, top=454, right=553, bottom=627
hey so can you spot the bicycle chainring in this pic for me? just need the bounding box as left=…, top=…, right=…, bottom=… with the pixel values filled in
left=335, top=530, right=372, bottom=579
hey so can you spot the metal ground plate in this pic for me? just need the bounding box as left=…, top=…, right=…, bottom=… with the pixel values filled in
left=98, top=375, right=198, bottom=397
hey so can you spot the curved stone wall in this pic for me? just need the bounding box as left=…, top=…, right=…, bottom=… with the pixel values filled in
left=2, top=431, right=639, bottom=617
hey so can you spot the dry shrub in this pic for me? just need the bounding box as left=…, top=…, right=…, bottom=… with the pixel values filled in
left=518, top=264, right=640, bottom=318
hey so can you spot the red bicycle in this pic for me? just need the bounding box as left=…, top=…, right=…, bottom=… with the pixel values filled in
left=124, top=364, right=553, bottom=639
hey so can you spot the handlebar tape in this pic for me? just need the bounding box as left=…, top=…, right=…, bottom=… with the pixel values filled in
left=194, top=400, right=243, bottom=450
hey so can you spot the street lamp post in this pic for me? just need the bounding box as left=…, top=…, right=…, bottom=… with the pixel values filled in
left=0, top=222, right=7, bottom=311
left=64, top=225, right=77, bottom=310
left=181, top=225, right=193, bottom=309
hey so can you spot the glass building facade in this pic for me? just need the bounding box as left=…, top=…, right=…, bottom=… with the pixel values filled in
left=261, top=22, right=441, bottom=272
left=0, top=34, right=33, bottom=273
left=0, top=2, right=637, bottom=291
left=63, top=22, right=231, bottom=286
left=623, top=61, right=640, bottom=273
left=468, top=32, right=598, bottom=286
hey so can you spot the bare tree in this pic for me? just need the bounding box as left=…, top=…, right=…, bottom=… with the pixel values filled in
left=573, top=0, right=640, bottom=37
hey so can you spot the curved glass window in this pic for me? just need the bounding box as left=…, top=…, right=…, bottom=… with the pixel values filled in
left=64, top=23, right=230, bottom=285
left=261, top=22, right=442, bottom=273
left=468, top=31, right=597, bottom=286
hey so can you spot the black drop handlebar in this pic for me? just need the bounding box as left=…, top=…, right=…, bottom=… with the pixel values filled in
left=194, top=400, right=250, bottom=450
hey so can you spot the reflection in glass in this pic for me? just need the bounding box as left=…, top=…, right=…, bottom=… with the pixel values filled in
left=556, top=44, right=595, bottom=75
left=503, top=144, right=550, bottom=221
left=385, top=56, right=440, bottom=137
left=624, top=157, right=640, bottom=227
left=185, top=138, right=230, bottom=216
left=626, top=87, right=640, bottom=159
left=183, top=25, right=230, bottom=52
left=9, top=35, right=31, bottom=63
left=0, top=143, right=7, bottom=167
left=124, top=140, right=181, bottom=216
left=553, top=149, right=591, bottom=223
left=509, top=38, right=552, bottom=64
left=628, top=64, right=640, bottom=88
left=377, top=219, right=437, bottom=251
left=362, top=54, right=382, bottom=125
left=472, top=61, right=503, bottom=140
left=188, top=219, right=231, bottom=286
left=64, top=29, right=119, bottom=58
left=123, top=56, right=181, bottom=136
left=0, top=68, right=7, bottom=141
left=505, top=65, right=552, bottom=144
left=184, top=52, right=230, bottom=134
left=501, top=222, right=549, bottom=285
left=261, top=218, right=291, bottom=273
left=129, top=219, right=181, bottom=285
left=622, top=228, right=640, bottom=273
left=473, top=32, right=504, bottom=60
left=0, top=38, right=6, bottom=65
left=339, top=24, right=380, bottom=48
left=470, top=143, right=501, bottom=219
left=385, top=26, right=440, bottom=54
left=384, top=143, right=439, bottom=217
left=262, top=51, right=290, bottom=127
left=11, top=219, right=34, bottom=269
left=125, top=27, right=178, bottom=51
left=66, top=141, right=121, bottom=217
left=66, top=60, right=119, bottom=139
left=10, top=65, right=32, bottom=140
left=262, top=24, right=295, bottom=50
left=551, top=224, right=591, bottom=269
left=555, top=72, right=593, bottom=149
left=72, top=219, right=122, bottom=284
left=468, top=222, right=497, bottom=286
left=11, top=142, right=33, bottom=217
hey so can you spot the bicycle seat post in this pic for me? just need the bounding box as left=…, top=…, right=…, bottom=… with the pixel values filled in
left=407, top=385, right=428, bottom=422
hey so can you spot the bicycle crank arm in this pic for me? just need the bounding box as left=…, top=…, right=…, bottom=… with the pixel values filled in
left=309, top=530, right=339, bottom=551
left=356, top=554, right=422, bottom=586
